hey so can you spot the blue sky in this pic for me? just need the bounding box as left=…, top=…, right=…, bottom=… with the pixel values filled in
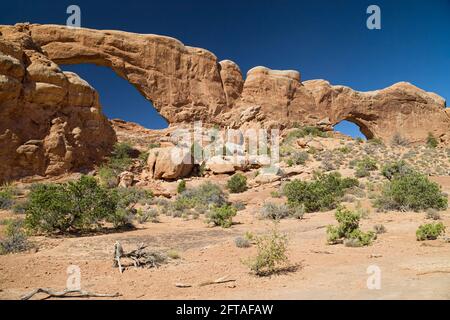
left=2, top=0, right=449, bottom=137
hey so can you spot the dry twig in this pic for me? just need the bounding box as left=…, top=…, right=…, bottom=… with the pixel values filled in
left=21, top=288, right=120, bottom=300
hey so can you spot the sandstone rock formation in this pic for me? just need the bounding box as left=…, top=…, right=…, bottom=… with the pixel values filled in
left=0, top=24, right=116, bottom=183
left=1, top=23, right=449, bottom=182
left=146, top=147, right=193, bottom=180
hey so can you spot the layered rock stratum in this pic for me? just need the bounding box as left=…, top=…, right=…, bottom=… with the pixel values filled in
left=1, top=23, right=449, bottom=182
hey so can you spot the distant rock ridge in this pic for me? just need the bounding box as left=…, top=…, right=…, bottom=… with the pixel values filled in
left=1, top=23, right=449, bottom=182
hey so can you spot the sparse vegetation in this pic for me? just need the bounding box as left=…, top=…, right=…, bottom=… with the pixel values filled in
left=427, top=132, right=438, bottom=149
left=355, top=157, right=378, bottom=178
left=426, top=208, right=441, bottom=220
left=287, top=151, right=309, bottom=166
left=326, top=206, right=376, bottom=246
left=0, top=219, right=30, bottom=255
left=235, top=236, right=251, bottom=248
left=391, top=133, right=409, bottom=146
left=206, top=204, right=237, bottom=228
left=243, top=225, right=290, bottom=276
left=381, top=160, right=412, bottom=180
left=416, top=222, right=445, bottom=241
left=0, top=184, right=16, bottom=210
left=259, top=203, right=291, bottom=220
left=284, top=172, right=358, bottom=212
left=174, top=182, right=227, bottom=216
left=227, top=173, right=247, bottom=193
left=375, top=172, right=448, bottom=212
left=373, top=224, right=387, bottom=234
left=177, top=180, right=186, bottom=194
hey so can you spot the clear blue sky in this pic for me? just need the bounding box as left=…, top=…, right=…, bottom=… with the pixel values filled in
left=2, top=0, right=449, bottom=137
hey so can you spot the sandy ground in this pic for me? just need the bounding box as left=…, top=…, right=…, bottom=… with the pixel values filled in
left=1, top=177, right=450, bottom=300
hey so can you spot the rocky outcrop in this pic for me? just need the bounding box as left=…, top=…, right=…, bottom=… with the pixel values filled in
left=0, top=25, right=116, bottom=183
left=146, top=147, right=193, bottom=180
left=1, top=23, right=449, bottom=182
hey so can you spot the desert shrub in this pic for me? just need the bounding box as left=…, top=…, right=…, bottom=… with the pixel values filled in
left=355, top=166, right=370, bottom=178
left=285, top=127, right=328, bottom=142
left=426, top=208, right=441, bottom=220
left=368, top=138, right=384, bottom=146
left=175, top=182, right=227, bottom=213
left=24, top=176, right=140, bottom=234
left=109, top=142, right=134, bottom=172
left=427, top=133, right=438, bottom=149
left=206, top=204, right=237, bottom=228
left=166, top=249, right=180, bottom=259
left=243, top=225, right=289, bottom=276
left=0, top=185, right=16, bottom=210
left=326, top=206, right=376, bottom=246
left=227, top=173, right=247, bottom=193
left=0, top=219, right=30, bottom=255
left=356, top=137, right=364, bottom=144
left=338, top=146, right=352, bottom=154
left=284, top=172, right=358, bottom=213
left=12, top=201, right=28, bottom=214
left=374, top=172, right=448, bottom=212
left=97, top=165, right=118, bottom=188
left=288, top=151, right=309, bottom=166
left=235, top=236, right=251, bottom=248
left=232, top=201, right=246, bottom=211
left=381, top=160, right=412, bottom=180
left=136, top=207, right=159, bottom=224
left=391, top=133, right=409, bottom=146
left=373, top=224, right=387, bottom=234
left=177, top=180, right=186, bottom=194
left=356, top=157, right=377, bottom=172
left=270, top=190, right=281, bottom=198
left=148, top=142, right=161, bottom=149
left=259, top=203, right=291, bottom=220
left=416, top=222, right=445, bottom=241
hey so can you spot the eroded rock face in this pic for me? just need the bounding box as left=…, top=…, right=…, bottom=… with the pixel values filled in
left=0, top=25, right=116, bottom=183
left=1, top=23, right=450, bottom=182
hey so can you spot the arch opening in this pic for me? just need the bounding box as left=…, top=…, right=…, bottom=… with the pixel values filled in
left=333, top=120, right=371, bottom=140
left=60, top=64, right=169, bottom=130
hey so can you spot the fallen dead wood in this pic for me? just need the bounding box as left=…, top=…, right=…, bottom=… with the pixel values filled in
left=114, top=241, right=167, bottom=273
left=199, top=275, right=236, bottom=287
left=21, top=288, right=120, bottom=300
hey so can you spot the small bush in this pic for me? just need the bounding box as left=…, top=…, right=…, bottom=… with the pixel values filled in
left=285, top=127, right=328, bottom=143
left=166, top=249, right=180, bottom=259
left=288, top=151, right=309, bottom=166
left=326, top=206, right=376, bottom=246
left=375, top=172, right=448, bottom=212
left=0, top=185, right=16, bottom=210
left=177, top=180, right=186, bottom=194
left=175, top=182, right=227, bottom=214
left=243, top=225, right=290, bottom=276
left=391, top=133, right=409, bottom=146
left=356, top=157, right=377, bottom=171
left=232, top=201, right=246, bottom=211
left=235, top=236, right=251, bottom=248
left=0, top=219, right=30, bottom=255
left=259, top=203, right=291, bottom=220
left=426, top=208, right=441, bottom=220
left=427, top=133, right=438, bottom=149
left=207, top=204, right=237, bottom=228
left=109, top=142, right=134, bottom=172
left=97, top=165, right=118, bottom=188
left=136, top=207, right=159, bottom=224
left=284, top=172, right=358, bottom=213
left=381, top=160, right=412, bottom=180
left=416, top=222, right=445, bottom=241
left=373, top=224, right=387, bottom=234
left=227, top=173, right=247, bottom=193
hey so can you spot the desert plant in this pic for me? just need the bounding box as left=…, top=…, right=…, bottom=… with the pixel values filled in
left=326, top=206, right=376, bottom=246
left=136, top=207, right=159, bottom=224
left=0, top=219, right=30, bottom=255
left=391, top=133, right=409, bottom=146
left=373, top=224, right=387, bottom=234
left=227, top=173, right=247, bottom=193
left=97, top=165, right=118, bottom=188
left=243, top=225, right=289, bottom=276
left=416, top=222, right=445, bottom=241
left=166, top=249, right=180, bottom=259
left=232, top=201, right=246, bottom=211
left=175, top=182, right=227, bottom=214
left=381, top=160, right=412, bottom=180
left=207, top=204, right=237, bottom=228
left=284, top=172, right=358, bottom=212
left=259, top=203, right=291, bottom=220
left=177, top=180, right=186, bottom=194
left=425, top=208, right=441, bottom=220
left=235, top=236, right=251, bottom=248
left=427, top=133, right=438, bottom=149
left=0, top=184, right=16, bottom=210
left=374, top=172, right=448, bottom=212
left=109, top=142, right=134, bottom=172
left=289, top=151, right=309, bottom=166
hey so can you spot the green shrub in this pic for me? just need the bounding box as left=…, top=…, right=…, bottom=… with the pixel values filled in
left=177, top=180, right=186, bottom=194
left=97, top=165, right=118, bottom=188
left=427, top=133, right=438, bottom=148
left=368, top=138, right=384, bottom=146
left=426, top=208, right=441, bottom=220
left=235, top=236, right=251, bottom=248
left=0, top=185, right=16, bottom=210
left=288, top=151, right=309, bottom=166
left=175, top=182, right=227, bottom=213
left=284, top=172, right=358, bottom=212
left=108, top=142, right=134, bottom=172
left=206, top=204, right=237, bottom=228
left=375, top=172, right=448, bottom=212
left=0, top=219, right=30, bottom=255
left=381, top=160, right=412, bottom=180
left=356, top=157, right=377, bottom=171
left=148, top=142, right=161, bottom=149
left=136, top=207, right=159, bottom=224
left=227, top=173, right=247, bottom=193
left=243, top=225, right=289, bottom=276
left=24, top=176, right=139, bottom=234
left=259, top=203, right=291, bottom=220
left=326, top=206, right=376, bottom=246
left=416, top=222, right=445, bottom=241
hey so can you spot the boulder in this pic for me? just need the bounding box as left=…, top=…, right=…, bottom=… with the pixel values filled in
left=147, top=147, right=193, bottom=180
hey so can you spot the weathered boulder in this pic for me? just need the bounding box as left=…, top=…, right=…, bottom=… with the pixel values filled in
left=205, top=155, right=248, bottom=174
left=147, top=147, right=193, bottom=180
